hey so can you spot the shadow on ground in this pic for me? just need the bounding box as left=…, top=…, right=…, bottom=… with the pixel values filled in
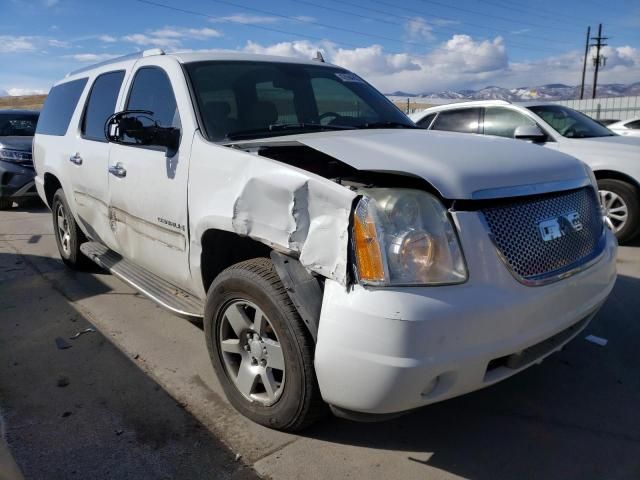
left=301, top=274, right=640, bottom=480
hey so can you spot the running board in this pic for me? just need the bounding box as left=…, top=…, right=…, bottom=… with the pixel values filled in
left=80, top=242, right=204, bottom=320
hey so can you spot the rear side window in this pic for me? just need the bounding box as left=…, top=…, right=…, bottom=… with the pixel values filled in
left=431, top=108, right=481, bottom=134
left=416, top=113, right=436, bottom=129
left=126, top=67, right=180, bottom=129
left=626, top=120, right=640, bottom=129
left=81, top=71, right=125, bottom=141
left=36, top=78, right=88, bottom=136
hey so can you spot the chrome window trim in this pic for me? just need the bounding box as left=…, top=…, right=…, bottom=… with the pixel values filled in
left=472, top=177, right=590, bottom=200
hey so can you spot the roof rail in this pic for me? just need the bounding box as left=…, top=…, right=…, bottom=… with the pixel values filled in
left=66, top=49, right=166, bottom=77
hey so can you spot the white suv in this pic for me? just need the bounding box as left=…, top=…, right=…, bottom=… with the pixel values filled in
left=410, top=100, right=640, bottom=243
left=34, top=50, right=617, bottom=431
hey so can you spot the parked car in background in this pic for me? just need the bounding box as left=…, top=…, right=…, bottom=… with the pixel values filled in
left=35, top=50, right=617, bottom=431
left=596, top=119, right=620, bottom=127
left=0, top=109, right=39, bottom=209
left=410, top=100, right=640, bottom=243
left=608, top=117, right=640, bottom=137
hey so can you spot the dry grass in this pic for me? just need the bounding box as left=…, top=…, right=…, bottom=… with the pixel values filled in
left=0, top=95, right=47, bottom=111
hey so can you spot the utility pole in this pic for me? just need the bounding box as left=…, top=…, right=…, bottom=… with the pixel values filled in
left=579, top=26, right=590, bottom=99
left=590, top=23, right=608, bottom=99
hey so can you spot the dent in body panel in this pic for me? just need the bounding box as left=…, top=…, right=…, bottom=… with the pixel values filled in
left=189, top=136, right=357, bottom=290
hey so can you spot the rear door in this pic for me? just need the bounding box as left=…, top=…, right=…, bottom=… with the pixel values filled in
left=107, top=57, right=195, bottom=289
left=430, top=108, right=481, bottom=134
left=70, top=70, right=126, bottom=249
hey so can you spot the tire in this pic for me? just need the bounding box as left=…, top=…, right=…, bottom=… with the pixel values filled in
left=204, top=258, right=325, bottom=431
left=51, top=189, right=91, bottom=269
left=597, top=179, right=640, bottom=244
left=0, top=198, right=13, bottom=210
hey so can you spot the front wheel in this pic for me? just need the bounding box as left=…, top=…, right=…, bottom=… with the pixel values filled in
left=204, top=258, right=325, bottom=431
left=598, top=179, right=640, bottom=244
left=0, top=198, right=13, bottom=210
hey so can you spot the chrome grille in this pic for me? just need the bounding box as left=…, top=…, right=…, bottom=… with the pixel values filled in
left=481, top=187, right=604, bottom=283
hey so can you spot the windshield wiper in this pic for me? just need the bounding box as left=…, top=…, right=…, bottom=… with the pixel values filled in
left=226, top=123, right=355, bottom=140
left=357, top=121, right=419, bottom=130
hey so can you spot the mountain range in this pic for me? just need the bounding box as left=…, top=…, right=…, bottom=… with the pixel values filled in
left=387, top=82, right=640, bottom=102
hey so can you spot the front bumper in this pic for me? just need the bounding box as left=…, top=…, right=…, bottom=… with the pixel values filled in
left=0, top=159, right=37, bottom=200
left=314, top=211, right=617, bottom=415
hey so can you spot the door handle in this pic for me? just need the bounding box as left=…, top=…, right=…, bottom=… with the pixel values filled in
left=108, top=162, right=127, bottom=178
left=69, top=152, right=83, bottom=165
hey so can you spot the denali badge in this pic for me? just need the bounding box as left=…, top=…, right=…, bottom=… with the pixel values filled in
left=538, top=212, right=583, bottom=242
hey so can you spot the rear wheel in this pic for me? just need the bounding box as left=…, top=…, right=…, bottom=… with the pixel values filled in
left=204, top=258, right=325, bottom=431
left=51, top=189, right=91, bottom=269
left=597, top=179, right=640, bottom=244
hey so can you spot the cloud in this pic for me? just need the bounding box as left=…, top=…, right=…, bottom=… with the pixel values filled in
left=405, top=18, right=434, bottom=41
left=123, top=26, right=222, bottom=49
left=6, top=87, right=48, bottom=96
left=43, top=0, right=58, bottom=6
left=239, top=36, right=639, bottom=94
left=48, top=39, right=70, bottom=48
left=209, top=14, right=281, bottom=24
left=66, top=53, right=120, bottom=62
left=98, top=35, right=117, bottom=43
left=0, top=36, right=36, bottom=53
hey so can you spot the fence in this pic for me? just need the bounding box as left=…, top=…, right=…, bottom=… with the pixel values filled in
left=547, top=96, right=640, bottom=121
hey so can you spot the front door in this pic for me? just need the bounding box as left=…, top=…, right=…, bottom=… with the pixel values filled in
left=107, top=58, right=193, bottom=290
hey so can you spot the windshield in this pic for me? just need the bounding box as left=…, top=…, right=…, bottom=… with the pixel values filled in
left=527, top=105, right=615, bottom=139
left=0, top=112, right=39, bottom=137
left=185, top=61, right=415, bottom=141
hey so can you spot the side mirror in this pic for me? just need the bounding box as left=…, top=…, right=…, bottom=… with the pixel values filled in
left=105, top=110, right=180, bottom=153
left=513, top=125, right=547, bottom=142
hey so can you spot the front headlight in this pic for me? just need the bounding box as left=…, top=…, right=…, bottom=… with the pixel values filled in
left=0, top=148, right=32, bottom=163
left=352, top=188, right=467, bottom=286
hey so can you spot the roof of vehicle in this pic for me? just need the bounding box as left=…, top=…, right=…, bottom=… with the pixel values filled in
left=410, top=99, right=564, bottom=119
left=0, top=109, right=40, bottom=115
left=66, top=48, right=338, bottom=78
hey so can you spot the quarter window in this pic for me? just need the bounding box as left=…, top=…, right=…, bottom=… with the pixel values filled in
left=126, top=67, right=180, bottom=129
left=36, top=78, right=88, bottom=136
left=81, top=70, right=125, bottom=141
left=416, top=113, right=436, bottom=129
left=431, top=108, right=481, bottom=134
left=483, top=107, right=536, bottom=138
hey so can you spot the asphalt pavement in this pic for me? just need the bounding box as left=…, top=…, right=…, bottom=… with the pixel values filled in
left=1, top=203, right=639, bottom=480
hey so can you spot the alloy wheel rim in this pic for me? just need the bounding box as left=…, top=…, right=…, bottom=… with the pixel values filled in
left=219, top=299, right=285, bottom=406
left=56, top=204, right=72, bottom=255
left=599, top=189, right=628, bottom=233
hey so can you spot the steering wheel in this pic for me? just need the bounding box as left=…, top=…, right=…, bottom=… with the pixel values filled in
left=318, top=111, right=344, bottom=124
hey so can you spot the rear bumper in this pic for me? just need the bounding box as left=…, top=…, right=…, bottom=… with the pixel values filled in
left=314, top=211, right=617, bottom=415
left=0, top=160, right=36, bottom=199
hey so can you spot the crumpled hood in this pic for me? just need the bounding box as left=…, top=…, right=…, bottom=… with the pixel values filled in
left=238, top=129, right=589, bottom=200
left=0, top=136, right=34, bottom=152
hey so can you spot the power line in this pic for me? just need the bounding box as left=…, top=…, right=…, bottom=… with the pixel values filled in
left=353, top=0, right=575, bottom=46
left=476, top=0, right=604, bottom=29
left=410, top=0, right=586, bottom=35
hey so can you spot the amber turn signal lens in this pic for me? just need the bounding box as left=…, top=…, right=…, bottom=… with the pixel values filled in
left=353, top=210, right=385, bottom=282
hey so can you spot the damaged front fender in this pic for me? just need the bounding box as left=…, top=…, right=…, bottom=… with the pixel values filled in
left=188, top=135, right=356, bottom=295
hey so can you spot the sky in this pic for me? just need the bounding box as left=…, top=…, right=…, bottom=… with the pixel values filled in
left=0, top=0, right=639, bottom=96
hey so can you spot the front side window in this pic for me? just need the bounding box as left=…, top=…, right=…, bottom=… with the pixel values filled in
left=431, top=108, right=481, bottom=134
left=36, top=78, right=88, bottom=136
left=483, top=107, right=536, bottom=138
left=82, top=70, right=125, bottom=141
left=527, top=105, right=615, bottom=138
left=126, top=67, right=180, bottom=129
left=185, top=61, right=414, bottom=141
left=0, top=112, right=39, bottom=136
